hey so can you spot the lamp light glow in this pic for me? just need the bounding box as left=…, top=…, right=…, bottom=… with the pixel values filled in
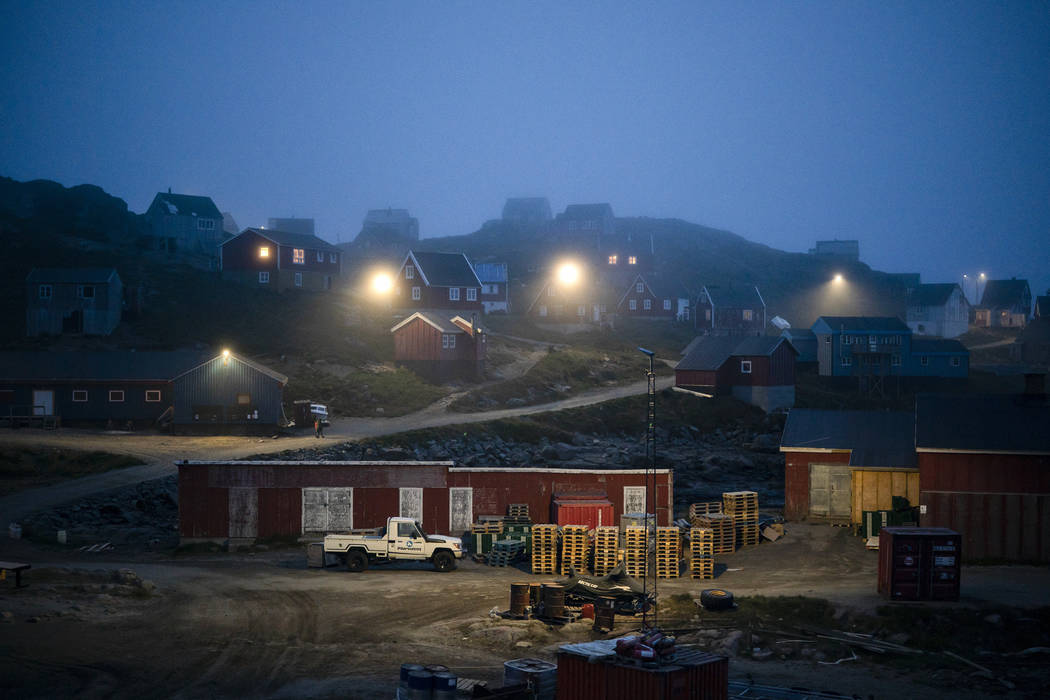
left=372, top=272, right=393, bottom=295
left=557, top=262, right=580, bottom=286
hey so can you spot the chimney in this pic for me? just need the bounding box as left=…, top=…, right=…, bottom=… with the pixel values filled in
left=1023, top=372, right=1046, bottom=397
left=168, top=187, right=171, bottom=194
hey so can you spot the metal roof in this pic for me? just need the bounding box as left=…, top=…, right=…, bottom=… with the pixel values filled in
left=915, top=393, right=1050, bottom=453
left=0, top=351, right=209, bottom=382
left=908, top=283, right=962, bottom=308
left=390, top=311, right=468, bottom=335
left=230, top=228, right=341, bottom=253
left=676, top=335, right=791, bottom=371
left=172, top=353, right=288, bottom=385
left=152, top=192, right=222, bottom=219
left=473, top=263, right=508, bottom=283
left=25, top=267, right=120, bottom=284
left=780, top=409, right=915, bottom=452
left=405, top=251, right=482, bottom=288
left=702, top=284, right=764, bottom=308
left=979, top=279, right=1031, bottom=310
left=812, top=316, right=910, bottom=333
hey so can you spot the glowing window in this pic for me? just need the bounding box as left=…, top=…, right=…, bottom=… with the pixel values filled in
left=259, top=246, right=270, bottom=258
left=743, top=309, right=753, bottom=321
left=293, top=248, right=305, bottom=264
left=608, top=255, right=618, bottom=265
left=628, top=256, right=637, bottom=265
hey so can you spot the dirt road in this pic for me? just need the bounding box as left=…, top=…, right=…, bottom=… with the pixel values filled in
left=0, top=375, right=673, bottom=526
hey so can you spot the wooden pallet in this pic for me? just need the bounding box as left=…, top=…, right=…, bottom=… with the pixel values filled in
left=471, top=522, right=503, bottom=535
left=688, top=501, right=722, bottom=519
left=655, top=526, right=680, bottom=579
left=693, top=514, right=736, bottom=554
left=508, top=503, right=530, bottom=518
left=560, top=525, right=589, bottom=574
left=592, top=526, right=619, bottom=576
left=690, top=527, right=715, bottom=579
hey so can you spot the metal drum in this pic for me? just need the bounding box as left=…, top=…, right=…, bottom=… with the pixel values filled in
left=541, top=583, right=565, bottom=619
left=593, top=596, right=616, bottom=631
left=510, top=582, right=530, bottom=616
left=423, top=664, right=449, bottom=675
left=504, top=657, right=557, bottom=700
left=529, top=582, right=542, bottom=607
left=431, top=671, right=458, bottom=700
left=400, top=663, right=425, bottom=697
left=406, top=669, right=433, bottom=700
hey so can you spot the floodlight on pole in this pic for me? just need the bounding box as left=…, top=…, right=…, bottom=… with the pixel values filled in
left=637, top=346, right=657, bottom=629
left=833, top=273, right=844, bottom=283
left=371, top=272, right=393, bottom=295
left=556, top=261, right=580, bottom=286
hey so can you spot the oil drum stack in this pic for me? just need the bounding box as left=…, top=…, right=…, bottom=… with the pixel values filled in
left=560, top=525, right=588, bottom=574
left=592, top=526, right=619, bottom=575
left=623, top=525, right=647, bottom=578
left=655, top=526, right=681, bottom=578
left=690, top=527, right=714, bottom=579
left=723, top=490, right=760, bottom=548
left=398, top=663, right=458, bottom=700
left=531, top=524, right=559, bottom=574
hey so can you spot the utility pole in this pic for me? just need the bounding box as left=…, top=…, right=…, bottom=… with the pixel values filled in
left=638, top=347, right=657, bottom=629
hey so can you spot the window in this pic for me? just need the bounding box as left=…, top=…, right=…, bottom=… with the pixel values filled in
left=663, top=299, right=671, bottom=310
left=259, top=271, right=269, bottom=284
left=844, top=335, right=852, bottom=345
left=466, top=288, right=477, bottom=301
left=293, top=248, right=305, bottom=264
left=442, top=334, right=457, bottom=349
left=237, top=393, right=250, bottom=405
left=825, top=336, right=831, bottom=344
left=608, top=255, right=618, bottom=265
left=259, top=246, right=270, bottom=258
left=891, top=354, right=901, bottom=366
left=449, top=288, right=460, bottom=301
left=643, top=298, right=652, bottom=310
left=740, top=360, right=752, bottom=374
left=39, top=285, right=52, bottom=299
left=628, top=256, right=637, bottom=265
left=539, top=305, right=548, bottom=317
left=411, top=286, right=421, bottom=300
left=398, top=521, right=419, bottom=538
left=330, top=252, right=337, bottom=263
left=951, top=356, right=961, bottom=367
left=197, top=218, right=215, bottom=230
left=405, top=266, right=415, bottom=279
left=629, top=299, right=637, bottom=310
left=577, top=305, right=586, bottom=316
left=77, top=285, right=95, bottom=299
left=743, top=309, right=753, bottom=321
left=317, top=251, right=324, bottom=262
left=920, top=356, right=929, bottom=367
left=705, top=309, right=712, bottom=321
left=72, top=390, right=88, bottom=402
left=548, top=286, right=556, bottom=296
left=108, top=390, right=125, bottom=402
left=145, top=390, right=161, bottom=402
left=294, top=272, right=303, bottom=287
left=841, top=356, right=852, bottom=367
left=869, top=335, right=877, bottom=345
left=636, top=282, right=644, bottom=293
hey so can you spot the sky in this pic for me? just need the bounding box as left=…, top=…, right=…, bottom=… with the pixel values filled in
left=2, top=1, right=1048, bottom=300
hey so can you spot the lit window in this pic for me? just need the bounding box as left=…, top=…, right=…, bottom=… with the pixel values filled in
left=608, top=255, right=618, bottom=265
left=629, top=299, right=637, bottom=310
left=293, top=248, right=305, bottom=264
left=406, top=266, right=415, bottom=279
left=643, top=298, right=651, bottom=310
left=743, top=309, right=753, bottom=321
left=77, top=285, right=95, bottom=299
left=449, top=288, right=460, bottom=301
left=72, top=390, right=88, bottom=402
left=237, top=393, right=251, bottom=405
left=259, top=271, right=269, bottom=284
left=740, top=360, right=752, bottom=374
left=259, top=246, right=270, bottom=258
left=663, top=299, right=671, bottom=310
left=108, top=390, right=125, bottom=402
left=539, top=305, right=548, bottom=317
left=636, top=282, right=644, bottom=293
left=145, top=390, right=161, bottom=402
left=467, top=288, right=477, bottom=301
left=628, top=256, right=637, bottom=265
left=412, top=286, right=421, bottom=300
left=39, top=285, right=52, bottom=299
left=317, top=251, right=324, bottom=262
left=294, top=272, right=302, bottom=287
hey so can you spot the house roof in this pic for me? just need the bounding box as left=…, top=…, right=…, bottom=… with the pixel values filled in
left=780, top=409, right=915, bottom=453
left=676, top=335, right=792, bottom=371
left=502, top=198, right=550, bottom=218
left=152, top=192, right=221, bottom=219
left=812, top=316, right=911, bottom=333
left=701, top=285, right=765, bottom=308
left=979, top=279, right=1031, bottom=310
left=908, top=283, right=963, bottom=308
left=473, top=263, right=508, bottom=283
left=559, top=203, right=614, bottom=220
left=780, top=329, right=817, bottom=362
left=915, top=393, right=1050, bottom=454
left=390, top=311, right=468, bottom=335
left=404, top=251, right=481, bottom=288
left=911, top=338, right=969, bottom=354
left=848, top=448, right=917, bottom=469
left=227, top=228, right=340, bottom=253
left=25, top=267, right=119, bottom=284
left=0, top=351, right=209, bottom=382
left=172, top=353, right=288, bottom=384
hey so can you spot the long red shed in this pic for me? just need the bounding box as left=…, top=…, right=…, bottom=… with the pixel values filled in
left=177, top=461, right=673, bottom=544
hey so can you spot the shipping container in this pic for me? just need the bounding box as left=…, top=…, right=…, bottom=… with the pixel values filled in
left=877, top=527, right=961, bottom=601
left=553, top=498, right=614, bottom=529
left=557, top=647, right=728, bottom=700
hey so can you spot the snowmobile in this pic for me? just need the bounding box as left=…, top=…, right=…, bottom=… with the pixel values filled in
left=561, top=561, right=655, bottom=614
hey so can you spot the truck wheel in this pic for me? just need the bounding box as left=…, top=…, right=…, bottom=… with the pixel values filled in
left=700, top=588, right=735, bottom=611
left=432, top=551, right=455, bottom=572
left=346, top=550, right=368, bottom=573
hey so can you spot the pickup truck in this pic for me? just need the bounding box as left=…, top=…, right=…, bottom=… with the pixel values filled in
left=323, top=517, right=463, bottom=572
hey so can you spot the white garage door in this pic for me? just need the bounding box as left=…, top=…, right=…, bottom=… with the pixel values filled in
left=302, top=488, right=353, bottom=533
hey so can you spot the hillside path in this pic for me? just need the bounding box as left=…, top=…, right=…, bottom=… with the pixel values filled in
left=0, top=375, right=673, bottom=525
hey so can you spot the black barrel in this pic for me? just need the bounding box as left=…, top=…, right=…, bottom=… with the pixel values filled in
left=423, top=664, right=448, bottom=674
left=400, top=663, right=425, bottom=697
left=541, top=583, right=565, bottom=619
left=593, top=596, right=616, bottom=630
left=406, top=670, right=433, bottom=700
left=510, top=582, right=530, bottom=616
left=432, top=671, right=458, bottom=700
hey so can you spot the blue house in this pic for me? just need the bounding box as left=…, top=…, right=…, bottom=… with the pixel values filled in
left=812, top=316, right=967, bottom=378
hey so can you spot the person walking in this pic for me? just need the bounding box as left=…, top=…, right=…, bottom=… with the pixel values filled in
left=314, top=417, right=322, bottom=439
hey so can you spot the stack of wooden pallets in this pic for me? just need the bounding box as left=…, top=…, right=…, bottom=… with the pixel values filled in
left=560, top=525, right=589, bottom=574
left=531, top=524, right=559, bottom=574
left=508, top=503, right=530, bottom=519
left=470, top=521, right=504, bottom=556
left=692, top=513, right=736, bottom=554
left=723, top=491, right=760, bottom=548
left=488, top=539, right=526, bottom=567
left=592, top=526, right=619, bottom=576
left=655, top=526, right=681, bottom=579
left=688, top=501, right=722, bottom=521
left=690, top=527, right=715, bottom=579
left=623, top=525, right=647, bottom=578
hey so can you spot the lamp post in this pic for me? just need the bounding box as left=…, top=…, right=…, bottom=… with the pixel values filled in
left=637, top=346, right=656, bottom=629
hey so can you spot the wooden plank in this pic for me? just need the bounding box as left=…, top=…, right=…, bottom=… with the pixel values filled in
left=861, top=471, right=878, bottom=513
left=851, top=471, right=863, bottom=524
left=228, top=487, right=258, bottom=539
left=891, top=471, right=908, bottom=506
left=877, top=471, right=893, bottom=511
left=907, top=472, right=920, bottom=508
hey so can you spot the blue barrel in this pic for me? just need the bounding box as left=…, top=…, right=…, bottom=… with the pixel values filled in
left=399, top=663, right=424, bottom=697
left=431, top=671, right=457, bottom=700
left=407, top=670, right=433, bottom=700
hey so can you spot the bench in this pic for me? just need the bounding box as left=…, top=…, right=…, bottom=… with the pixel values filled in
left=0, top=561, right=31, bottom=587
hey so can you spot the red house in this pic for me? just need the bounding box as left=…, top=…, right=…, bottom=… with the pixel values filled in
left=394, top=251, right=482, bottom=313
left=694, top=285, right=766, bottom=336
left=220, top=228, right=342, bottom=292
left=177, top=461, right=674, bottom=543
left=674, top=335, right=796, bottom=411
left=391, top=311, right=486, bottom=379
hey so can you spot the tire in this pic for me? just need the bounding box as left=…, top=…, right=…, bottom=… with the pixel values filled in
left=699, top=588, right=735, bottom=611
left=346, top=550, right=368, bottom=573
left=432, top=550, right=455, bottom=572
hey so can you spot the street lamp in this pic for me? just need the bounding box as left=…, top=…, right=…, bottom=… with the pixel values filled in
left=833, top=273, right=844, bottom=284
left=371, top=272, right=393, bottom=295
left=637, top=346, right=656, bottom=629
left=556, top=261, right=580, bottom=286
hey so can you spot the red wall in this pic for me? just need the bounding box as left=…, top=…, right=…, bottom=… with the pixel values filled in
left=178, top=466, right=230, bottom=537
left=393, top=317, right=480, bottom=363
left=782, top=450, right=852, bottom=521
left=278, top=243, right=340, bottom=273
left=221, top=230, right=278, bottom=273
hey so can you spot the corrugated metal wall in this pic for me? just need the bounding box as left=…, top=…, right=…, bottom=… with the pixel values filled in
left=173, top=356, right=284, bottom=425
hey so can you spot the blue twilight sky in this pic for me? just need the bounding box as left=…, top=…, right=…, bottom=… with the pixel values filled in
left=2, top=1, right=1048, bottom=300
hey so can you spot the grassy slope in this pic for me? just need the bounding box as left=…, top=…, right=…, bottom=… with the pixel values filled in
left=0, top=447, right=142, bottom=496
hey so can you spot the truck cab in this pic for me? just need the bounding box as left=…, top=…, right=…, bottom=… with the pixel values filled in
left=323, top=516, right=463, bottom=572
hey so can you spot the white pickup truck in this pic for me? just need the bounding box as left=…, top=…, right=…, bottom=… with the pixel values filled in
left=323, top=517, right=463, bottom=572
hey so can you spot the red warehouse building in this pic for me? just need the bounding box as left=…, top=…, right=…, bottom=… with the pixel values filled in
left=177, top=461, right=674, bottom=544
left=675, top=335, right=797, bottom=411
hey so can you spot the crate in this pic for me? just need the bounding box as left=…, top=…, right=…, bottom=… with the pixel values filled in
left=688, top=502, right=722, bottom=520
left=592, top=526, right=620, bottom=576
left=471, top=522, right=504, bottom=535
left=693, top=514, right=736, bottom=554
left=560, top=525, right=590, bottom=574
left=690, top=527, right=715, bottom=579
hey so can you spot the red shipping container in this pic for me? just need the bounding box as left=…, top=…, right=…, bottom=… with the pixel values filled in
left=553, top=498, right=614, bottom=530
left=878, top=527, right=961, bottom=601
left=557, top=647, right=728, bottom=700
